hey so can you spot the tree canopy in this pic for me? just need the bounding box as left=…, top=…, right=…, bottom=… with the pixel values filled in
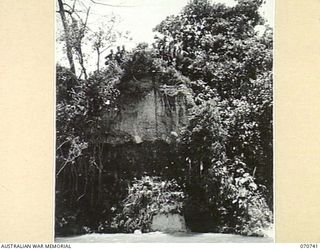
left=153, top=0, right=273, bottom=202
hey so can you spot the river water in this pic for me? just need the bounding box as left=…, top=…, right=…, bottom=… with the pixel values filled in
left=55, top=232, right=274, bottom=243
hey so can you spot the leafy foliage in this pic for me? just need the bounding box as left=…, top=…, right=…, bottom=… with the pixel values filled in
left=154, top=0, right=273, bottom=211
left=154, top=0, right=273, bottom=191
left=204, top=160, right=272, bottom=236
left=57, top=0, right=130, bottom=77
left=154, top=0, right=272, bottom=98
left=56, top=65, right=121, bottom=161
left=110, top=176, right=185, bottom=233
left=179, top=98, right=272, bottom=235
left=55, top=65, right=123, bottom=235
left=121, top=44, right=190, bottom=86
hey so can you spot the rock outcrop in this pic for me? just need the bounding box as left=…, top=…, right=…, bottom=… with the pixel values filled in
left=151, top=214, right=187, bottom=232
left=103, top=80, right=194, bottom=145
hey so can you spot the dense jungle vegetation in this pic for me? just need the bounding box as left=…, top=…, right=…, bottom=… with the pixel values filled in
left=56, top=0, right=273, bottom=237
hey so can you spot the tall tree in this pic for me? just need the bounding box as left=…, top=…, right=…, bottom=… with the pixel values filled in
left=57, top=0, right=76, bottom=74
left=68, top=6, right=90, bottom=80
left=57, top=0, right=131, bottom=77
left=154, top=0, right=273, bottom=204
left=90, top=15, right=129, bottom=72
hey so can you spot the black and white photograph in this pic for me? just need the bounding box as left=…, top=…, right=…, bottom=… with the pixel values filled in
left=55, top=0, right=274, bottom=243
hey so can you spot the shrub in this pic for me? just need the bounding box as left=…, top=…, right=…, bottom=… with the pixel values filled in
left=205, top=160, right=273, bottom=236
left=179, top=99, right=273, bottom=236
left=110, top=176, right=185, bottom=233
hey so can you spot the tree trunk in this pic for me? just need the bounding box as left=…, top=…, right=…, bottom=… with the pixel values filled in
left=77, top=45, right=88, bottom=80
left=96, top=48, right=100, bottom=72
left=57, top=0, right=76, bottom=74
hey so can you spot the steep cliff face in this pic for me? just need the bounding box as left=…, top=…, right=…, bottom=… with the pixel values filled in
left=103, top=80, right=194, bottom=145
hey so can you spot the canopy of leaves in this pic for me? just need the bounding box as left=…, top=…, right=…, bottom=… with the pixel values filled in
left=154, top=0, right=273, bottom=191
left=154, top=0, right=272, bottom=99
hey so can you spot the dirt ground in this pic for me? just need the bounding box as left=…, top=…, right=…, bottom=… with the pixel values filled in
left=55, top=232, right=274, bottom=243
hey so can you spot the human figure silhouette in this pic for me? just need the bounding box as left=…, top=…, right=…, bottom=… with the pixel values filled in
left=115, top=46, right=122, bottom=64
left=105, top=49, right=115, bottom=65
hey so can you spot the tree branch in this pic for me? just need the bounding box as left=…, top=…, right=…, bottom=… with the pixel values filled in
left=57, top=160, right=69, bottom=176
left=89, top=0, right=135, bottom=8
left=57, top=140, right=69, bottom=150
left=57, top=0, right=76, bottom=74
left=72, top=0, right=77, bottom=12
left=63, top=2, right=75, bottom=13
left=84, top=7, right=91, bottom=27
left=100, top=45, right=111, bottom=54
